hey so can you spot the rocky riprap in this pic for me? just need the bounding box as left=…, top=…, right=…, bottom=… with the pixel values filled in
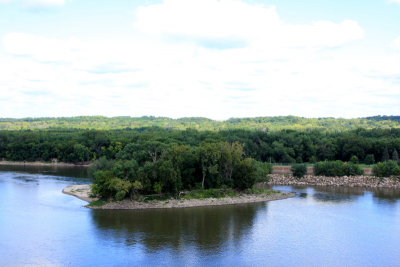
left=266, top=174, right=400, bottom=188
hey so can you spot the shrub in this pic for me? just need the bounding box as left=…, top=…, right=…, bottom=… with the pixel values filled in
left=292, top=164, right=307, bottom=178
left=254, top=161, right=272, bottom=183
left=349, top=155, right=359, bottom=164
left=88, top=157, right=114, bottom=177
left=314, top=161, right=363, bottom=176
left=364, top=154, right=375, bottom=165
left=373, top=161, right=400, bottom=177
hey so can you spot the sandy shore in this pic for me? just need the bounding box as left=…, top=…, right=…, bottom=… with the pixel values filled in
left=62, top=184, right=295, bottom=209
left=0, top=160, right=91, bottom=167
left=62, top=184, right=98, bottom=202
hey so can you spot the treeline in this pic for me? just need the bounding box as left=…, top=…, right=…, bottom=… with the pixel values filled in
left=1, top=127, right=400, bottom=164
left=0, top=115, right=399, bottom=131
left=91, top=142, right=271, bottom=200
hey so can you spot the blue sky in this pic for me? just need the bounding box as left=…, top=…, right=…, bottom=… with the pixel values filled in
left=0, top=0, right=399, bottom=119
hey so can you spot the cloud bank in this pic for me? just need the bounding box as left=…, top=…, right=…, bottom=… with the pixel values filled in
left=0, top=0, right=399, bottom=119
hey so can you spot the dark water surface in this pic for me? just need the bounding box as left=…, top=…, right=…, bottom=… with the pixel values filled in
left=1, top=166, right=400, bottom=266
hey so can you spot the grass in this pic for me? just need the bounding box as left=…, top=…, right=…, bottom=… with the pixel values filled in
left=181, top=188, right=239, bottom=199
left=246, top=188, right=279, bottom=195
left=143, top=194, right=173, bottom=202
left=181, top=188, right=280, bottom=200
left=87, top=200, right=108, bottom=207
left=88, top=188, right=282, bottom=204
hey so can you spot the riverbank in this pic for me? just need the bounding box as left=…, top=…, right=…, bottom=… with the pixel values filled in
left=62, top=184, right=295, bottom=209
left=266, top=174, right=400, bottom=188
left=0, top=160, right=91, bottom=167
left=62, top=184, right=98, bottom=202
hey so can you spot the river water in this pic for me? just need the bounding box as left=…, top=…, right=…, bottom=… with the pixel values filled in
left=1, top=166, right=400, bottom=266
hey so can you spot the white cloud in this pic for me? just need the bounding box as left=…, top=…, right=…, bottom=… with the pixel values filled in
left=388, top=0, right=400, bottom=4
left=0, top=0, right=65, bottom=7
left=134, top=0, right=364, bottom=49
left=23, top=0, right=65, bottom=7
left=1, top=0, right=399, bottom=119
left=392, top=36, right=400, bottom=49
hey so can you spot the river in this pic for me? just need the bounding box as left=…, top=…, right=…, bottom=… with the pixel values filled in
left=1, top=165, right=399, bottom=266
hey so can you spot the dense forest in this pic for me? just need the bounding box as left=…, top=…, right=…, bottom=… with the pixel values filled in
left=0, top=115, right=399, bottom=131
left=1, top=117, right=400, bottom=199
left=1, top=127, right=400, bottom=164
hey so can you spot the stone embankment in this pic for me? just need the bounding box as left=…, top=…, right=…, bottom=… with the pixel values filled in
left=266, top=174, right=400, bottom=188
left=272, top=166, right=373, bottom=175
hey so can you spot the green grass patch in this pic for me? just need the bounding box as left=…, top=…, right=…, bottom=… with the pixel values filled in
left=87, top=200, right=107, bottom=207
left=246, top=188, right=279, bottom=195
left=143, top=194, right=173, bottom=202
left=181, top=189, right=239, bottom=199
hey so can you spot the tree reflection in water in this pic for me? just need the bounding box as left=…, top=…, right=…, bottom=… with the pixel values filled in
left=90, top=202, right=267, bottom=254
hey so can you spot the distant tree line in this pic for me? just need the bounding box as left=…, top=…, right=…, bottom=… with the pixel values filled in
left=1, top=115, right=400, bottom=131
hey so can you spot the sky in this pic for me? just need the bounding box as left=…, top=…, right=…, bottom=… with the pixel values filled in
left=0, top=0, right=399, bottom=120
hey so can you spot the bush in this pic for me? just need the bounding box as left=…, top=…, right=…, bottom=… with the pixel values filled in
left=292, top=164, right=307, bottom=178
left=373, top=161, right=400, bottom=177
left=254, top=161, right=272, bottom=183
left=349, top=155, right=359, bottom=164
left=364, top=154, right=375, bottom=165
left=88, top=157, right=114, bottom=177
left=314, top=161, right=363, bottom=176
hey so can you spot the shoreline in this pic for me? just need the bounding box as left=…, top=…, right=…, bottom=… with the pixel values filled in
left=266, top=174, right=400, bottom=188
left=0, top=160, right=91, bottom=167
left=62, top=184, right=295, bottom=210
left=62, top=184, right=98, bottom=202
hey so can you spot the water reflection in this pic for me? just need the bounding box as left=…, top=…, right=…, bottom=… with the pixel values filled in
left=91, top=203, right=266, bottom=253
left=311, top=186, right=364, bottom=204
left=371, top=188, right=400, bottom=203
left=0, top=164, right=89, bottom=178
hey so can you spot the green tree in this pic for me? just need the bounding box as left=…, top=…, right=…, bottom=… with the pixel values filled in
left=292, top=164, right=307, bottom=178
left=349, top=155, right=359, bottom=164
left=382, top=147, right=390, bottom=162
left=364, top=154, right=375, bottom=165
left=233, top=158, right=257, bottom=190
left=392, top=149, right=399, bottom=164
left=373, top=161, right=400, bottom=177
left=198, top=143, right=221, bottom=189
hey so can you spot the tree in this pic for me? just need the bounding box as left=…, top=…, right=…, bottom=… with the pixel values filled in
left=382, top=147, right=390, bottom=162
left=219, top=142, right=244, bottom=187
left=373, top=161, right=400, bottom=177
left=364, top=154, right=375, bottom=165
left=233, top=158, right=257, bottom=190
left=349, top=155, right=359, bottom=164
left=392, top=149, right=399, bottom=164
left=292, top=164, right=307, bottom=178
left=198, top=143, right=221, bottom=189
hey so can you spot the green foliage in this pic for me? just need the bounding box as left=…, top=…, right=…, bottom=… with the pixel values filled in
left=372, top=161, right=400, bottom=177
left=88, top=157, right=114, bottom=177
left=254, top=161, right=272, bottom=183
left=349, top=155, right=359, bottom=164
left=87, top=200, right=107, bottom=207
left=247, top=188, right=278, bottom=195
left=314, top=161, right=363, bottom=176
left=382, top=147, right=390, bottom=162
left=1, top=118, right=400, bottom=200
left=1, top=115, right=400, bottom=131
left=392, top=149, right=399, bottom=164
left=292, top=164, right=307, bottom=178
left=364, top=154, right=375, bottom=165
left=181, top=189, right=238, bottom=199
left=233, top=158, right=257, bottom=190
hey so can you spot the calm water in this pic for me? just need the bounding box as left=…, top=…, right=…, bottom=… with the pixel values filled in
left=1, top=166, right=400, bottom=266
